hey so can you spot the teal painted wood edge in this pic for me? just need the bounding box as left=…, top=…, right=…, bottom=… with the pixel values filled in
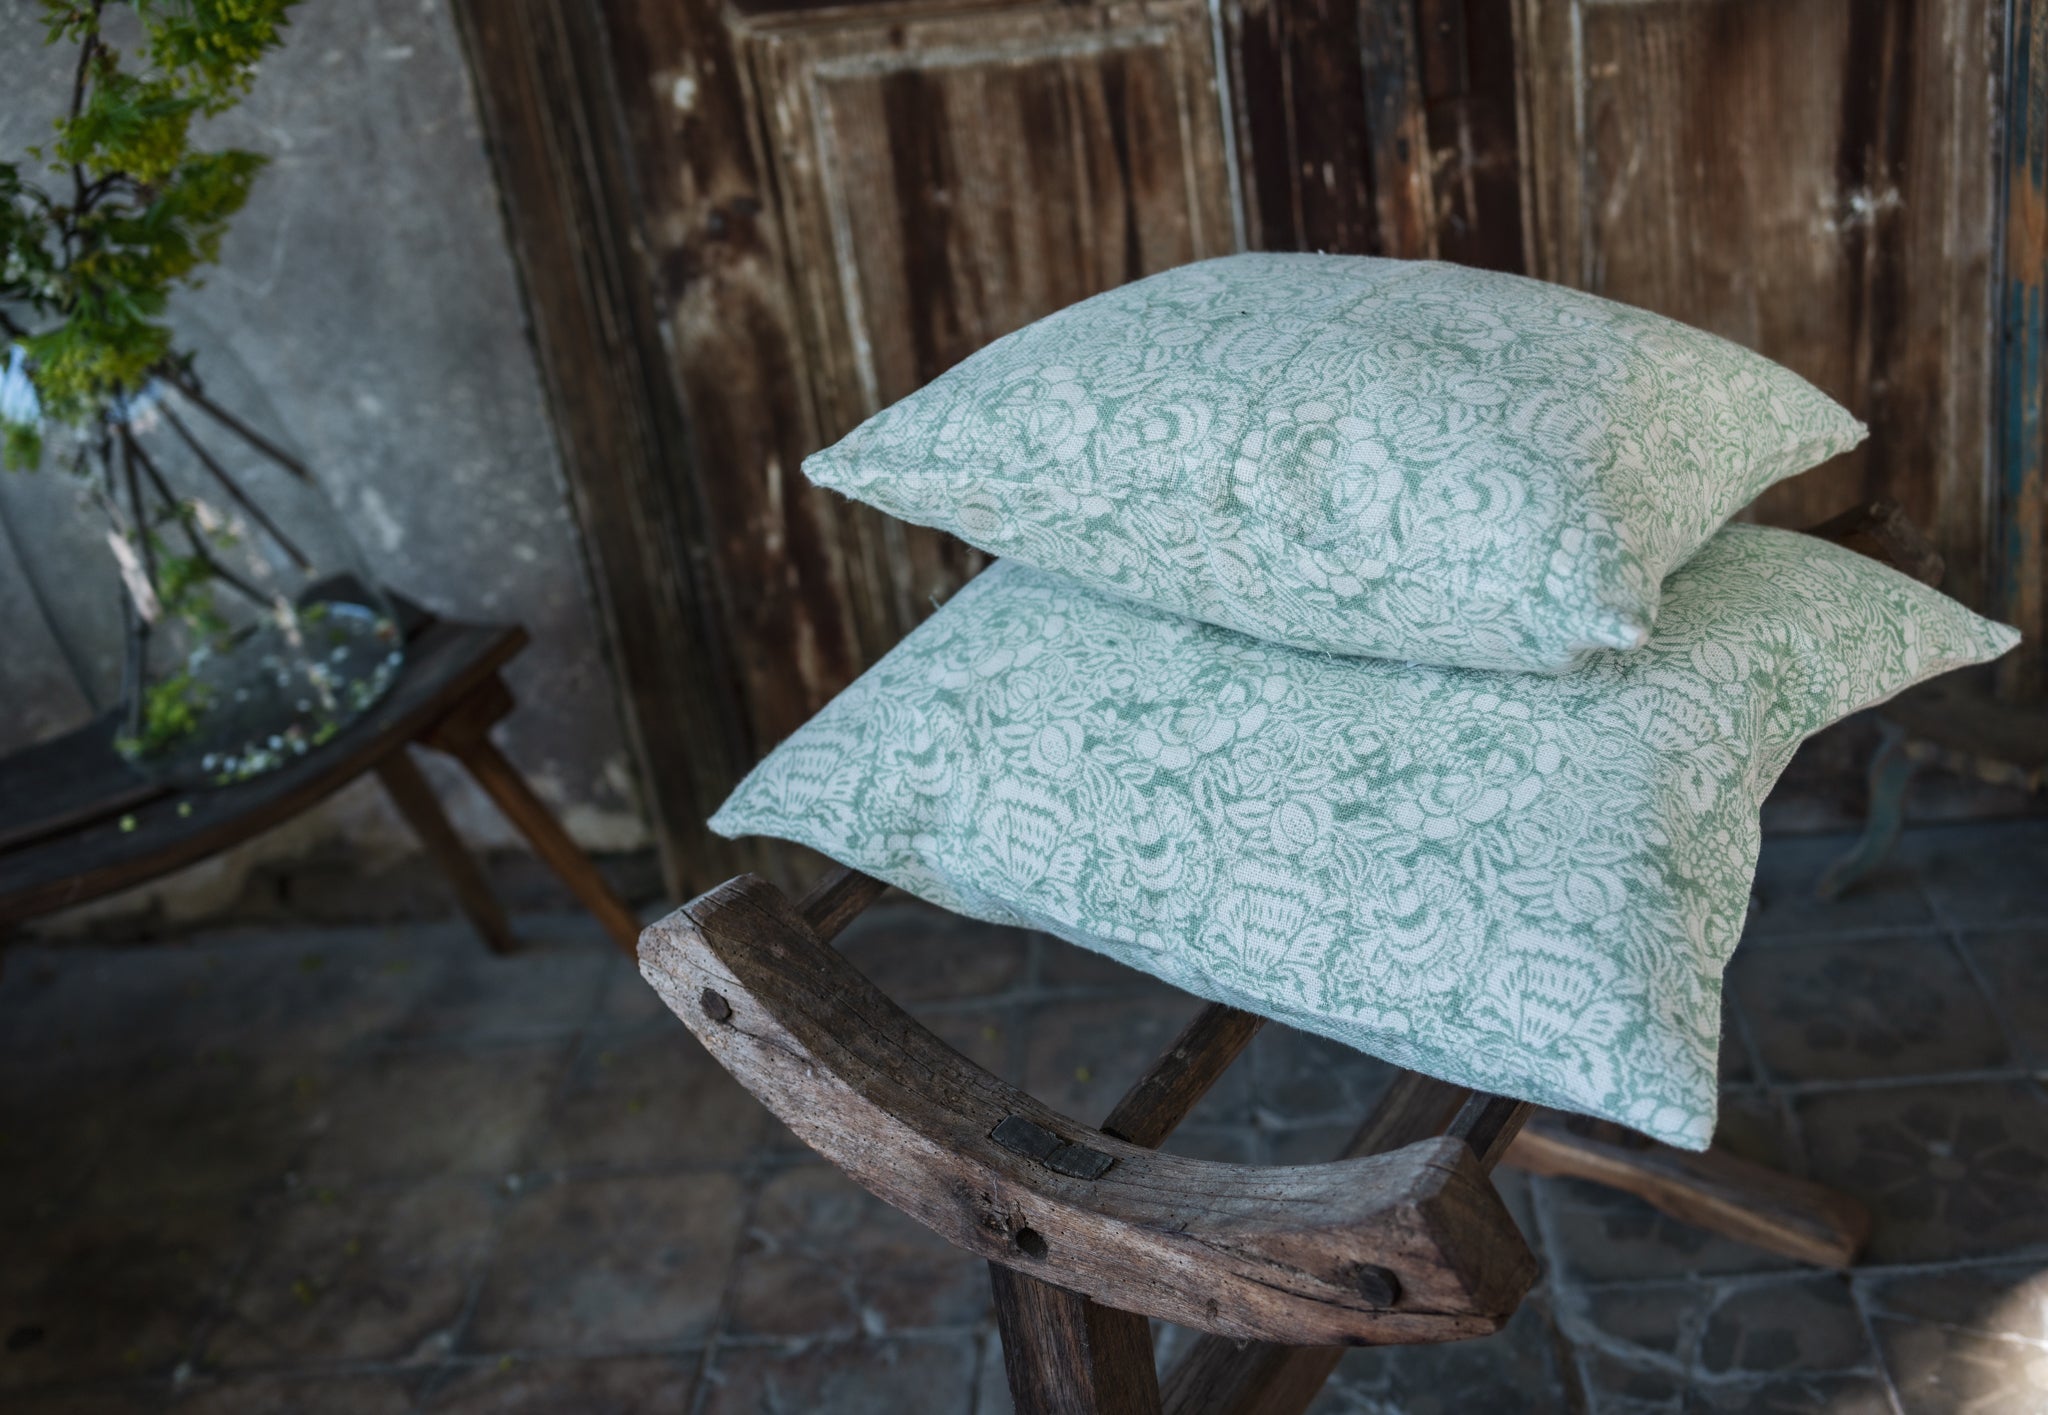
left=1998, top=0, right=2048, bottom=692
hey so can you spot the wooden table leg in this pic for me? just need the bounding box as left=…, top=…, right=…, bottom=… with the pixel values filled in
left=420, top=676, right=642, bottom=955
left=375, top=748, right=516, bottom=955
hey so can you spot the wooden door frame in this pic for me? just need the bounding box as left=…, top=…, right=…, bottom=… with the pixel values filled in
left=2000, top=0, right=2048, bottom=697
left=447, top=0, right=754, bottom=898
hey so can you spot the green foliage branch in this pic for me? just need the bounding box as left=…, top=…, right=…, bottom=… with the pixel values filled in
left=1, top=0, right=298, bottom=470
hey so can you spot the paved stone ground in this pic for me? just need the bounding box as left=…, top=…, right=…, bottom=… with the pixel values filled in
left=3, top=820, right=2047, bottom=1413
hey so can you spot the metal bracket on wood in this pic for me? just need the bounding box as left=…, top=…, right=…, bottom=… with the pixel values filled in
left=992, top=1115, right=1118, bottom=1180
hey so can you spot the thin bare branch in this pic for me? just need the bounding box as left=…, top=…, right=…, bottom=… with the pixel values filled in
left=159, top=398, right=314, bottom=570
left=158, top=367, right=317, bottom=485
left=118, top=421, right=156, bottom=592
left=105, top=430, right=149, bottom=742
left=65, top=4, right=106, bottom=215
left=121, top=419, right=270, bottom=608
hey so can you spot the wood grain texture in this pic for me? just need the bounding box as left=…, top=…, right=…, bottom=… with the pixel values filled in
left=593, top=0, right=880, bottom=764
left=447, top=0, right=758, bottom=896
left=991, top=1263, right=1163, bottom=1414
left=1101, top=1002, right=1265, bottom=1146
left=1360, top=0, right=1434, bottom=259
left=1223, top=0, right=1376, bottom=254
left=794, top=865, right=890, bottom=942
left=991, top=996, right=1258, bottom=1410
left=1516, top=0, right=2001, bottom=612
left=465, top=0, right=1250, bottom=895
left=1445, top=1094, right=1535, bottom=1172
left=1158, top=1068, right=1490, bottom=1415
left=640, top=873, right=1537, bottom=1345
left=2000, top=0, right=2048, bottom=697
left=1502, top=1111, right=1871, bottom=1269
left=741, top=0, right=1237, bottom=645
left=1161, top=1340, right=1346, bottom=1415
left=1416, top=0, right=1527, bottom=271
left=1222, top=0, right=1523, bottom=265
left=1341, top=1070, right=1471, bottom=1161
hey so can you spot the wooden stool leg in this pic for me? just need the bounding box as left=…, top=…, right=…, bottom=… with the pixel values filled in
left=1159, top=1073, right=1478, bottom=1415
left=375, top=748, right=516, bottom=955
left=1160, top=1341, right=1340, bottom=1415
left=1502, top=1111, right=1870, bottom=1268
left=990, top=1003, right=1272, bottom=1412
left=991, top=1265, right=1162, bottom=1415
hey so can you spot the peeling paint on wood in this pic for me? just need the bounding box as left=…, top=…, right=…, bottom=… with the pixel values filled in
left=2000, top=0, right=2048, bottom=698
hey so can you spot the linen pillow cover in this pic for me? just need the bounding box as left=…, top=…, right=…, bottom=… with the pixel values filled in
left=711, top=525, right=2017, bottom=1149
left=805, top=254, right=1866, bottom=673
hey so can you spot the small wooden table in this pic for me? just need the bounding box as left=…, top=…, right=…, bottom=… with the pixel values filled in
left=0, top=600, right=641, bottom=954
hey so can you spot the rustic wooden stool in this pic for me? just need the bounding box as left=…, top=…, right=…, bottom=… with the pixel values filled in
left=643, top=869, right=1866, bottom=1412
left=0, top=596, right=640, bottom=954
left=638, top=509, right=1922, bottom=1414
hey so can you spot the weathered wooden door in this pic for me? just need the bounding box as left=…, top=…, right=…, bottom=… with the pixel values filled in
left=453, top=0, right=2040, bottom=891
left=1520, top=0, right=2005, bottom=607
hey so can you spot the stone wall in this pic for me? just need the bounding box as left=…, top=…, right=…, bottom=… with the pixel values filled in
left=0, top=0, right=649, bottom=922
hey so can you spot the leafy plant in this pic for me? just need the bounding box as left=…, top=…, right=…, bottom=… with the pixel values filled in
left=1, top=0, right=298, bottom=467
left=3, top=3, right=406, bottom=783
left=113, top=664, right=211, bottom=757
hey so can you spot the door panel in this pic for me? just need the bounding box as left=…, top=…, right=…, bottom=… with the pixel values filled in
left=1517, top=0, right=2001, bottom=607
left=739, top=0, right=1237, bottom=635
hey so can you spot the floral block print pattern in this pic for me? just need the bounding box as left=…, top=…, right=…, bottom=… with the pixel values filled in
left=711, top=526, right=2018, bottom=1149
left=806, top=254, right=1866, bottom=673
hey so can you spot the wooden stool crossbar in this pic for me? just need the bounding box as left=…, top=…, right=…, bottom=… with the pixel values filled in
left=640, top=506, right=1924, bottom=1413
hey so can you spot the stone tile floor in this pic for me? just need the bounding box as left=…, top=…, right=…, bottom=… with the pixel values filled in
left=3, top=820, right=2047, bottom=1413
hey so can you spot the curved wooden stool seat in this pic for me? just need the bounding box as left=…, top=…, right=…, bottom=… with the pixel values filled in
left=642, top=865, right=1869, bottom=1413
left=641, top=873, right=1537, bottom=1349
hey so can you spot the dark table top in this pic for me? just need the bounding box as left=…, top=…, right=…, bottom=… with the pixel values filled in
left=0, top=605, right=524, bottom=925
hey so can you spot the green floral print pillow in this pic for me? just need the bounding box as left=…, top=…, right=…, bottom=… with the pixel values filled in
left=805, top=254, right=1866, bottom=673
left=711, top=526, right=2017, bottom=1149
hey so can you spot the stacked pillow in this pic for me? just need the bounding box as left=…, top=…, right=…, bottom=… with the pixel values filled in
left=712, top=254, right=2019, bottom=1151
